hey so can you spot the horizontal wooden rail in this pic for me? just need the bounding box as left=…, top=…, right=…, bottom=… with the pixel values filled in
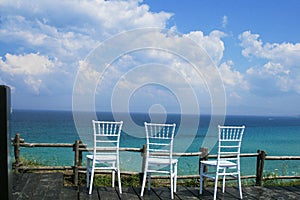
left=16, top=166, right=73, bottom=171
left=19, top=143, right=74, bottom=148
left=265, top=156, right=300, bottom=160
left=80, top=147, right=142, bottom=152
left=208, top=153, right=259, bottom=159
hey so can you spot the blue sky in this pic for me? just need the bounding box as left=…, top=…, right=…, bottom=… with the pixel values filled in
left=0, top=0, right=300, bottom=116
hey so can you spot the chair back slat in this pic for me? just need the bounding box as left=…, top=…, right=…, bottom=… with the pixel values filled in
left=217, top=125, right=245, bottom=161
left=145, top=122, right=176, bottom=159
left=92, top=120, right=123, bottom=155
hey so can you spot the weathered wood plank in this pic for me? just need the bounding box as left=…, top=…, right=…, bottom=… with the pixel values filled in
left=220, top=187, right=245, bottom=199
left=12, top=173, right=27, bottom=197
left=120, top=187, right=139, bottom=200
left=151, top=187, right=180, bottom=199
left=59, top=186, right=78, bottom=200
left=97, top=187, right=120, bottom=200
left=293, top=185, right=300, bottom=192
left=186, top=186, right=216, bottom=199
left=45, top=174, right=65, bottom=200
left=78, top=186, right=99, bottom=200
left=13, top=173, right=64, bottom=200
left=231, top=186, right=257, bottom=200
left=247, top=186, right=287, bottom=199
left=175, top=187, right=198, bottom=199
left=283, top=186, right=300, bottom=195
left=12, top=173, right=300, bottom=200
left=203, top=187, right=238, bottom=200
left=31, top=181, right=49, bottom=199
left=265, top=186, right=299, bottom=199
left=132, top=187, right=160, bottom=200
left=15, top=173, right=41, bottom=200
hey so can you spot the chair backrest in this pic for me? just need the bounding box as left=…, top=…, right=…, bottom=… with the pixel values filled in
left=144, top=122, right=176, bottom=160
left=217, top=125, right=245, bottom=162
left=92, top=120, right=123, bottom=157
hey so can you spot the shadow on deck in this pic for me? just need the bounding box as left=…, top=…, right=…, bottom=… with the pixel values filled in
left=13, top=172, right=300, bottom=200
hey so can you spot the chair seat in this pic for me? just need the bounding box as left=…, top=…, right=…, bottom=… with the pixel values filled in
left=87, top=154, right=117, bottom=162
left=148, top=157, right=178, bottom=165
left=201, top=160, right=237, bottom=168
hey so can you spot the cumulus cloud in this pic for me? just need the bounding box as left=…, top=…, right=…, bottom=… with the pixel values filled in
left=186, top=30, right=226, bottom=64
left=0, top=53, right=62, bottom=94
left=0, top=53, right=57, bottom=75
left=217, top=61, right=249, bottom=104
left=0, top=0, right=172, bottom=97
left=239, top=31, right=300, bottom=95
left=219, top=61, right=248, bottom=89
left=239, top=31, right=300, bottom=64
left=74, top=26, right=227, bottom=92
left=2, top=0, right=297, bottom=114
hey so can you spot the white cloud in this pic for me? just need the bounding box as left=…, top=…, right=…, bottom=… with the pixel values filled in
left=222, top=15, right=228, bottom=28
left=0, top=53, right=57, bottom=75
left=76, top=26, right=227, bottom=94
left=0, top=0, right=173, bottom=98
left=0, top=53, right=62, bottom=94
left=239, top=31, right=264, bottom=58
left=185, top=30, right=226, bottom=64
left=24, top=76, right=43, bottom=94
left=218, top=61, right=249, bottom=105
left=219, top=61, right=248, bottom=89
left=239, top=31, right=300, bottom=95
left=239, top=31, right=300, bottom=64
left=72, top=27, right=227, bottom=114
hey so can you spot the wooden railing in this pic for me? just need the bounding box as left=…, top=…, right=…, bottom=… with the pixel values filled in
left=12, top=133, right=300, bottom=186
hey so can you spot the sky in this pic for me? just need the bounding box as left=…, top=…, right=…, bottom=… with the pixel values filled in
left=0, top=0, right=300, bottom=116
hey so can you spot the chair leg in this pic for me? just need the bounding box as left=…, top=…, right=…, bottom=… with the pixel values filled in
left=174, top=163, right=177, bottom=193
left=89, top=166, right=95, bottom=194
left=199, top=163, right=204, bottom=194
left=213, top=172, right=219, bottom=200
left=112, top=162, right=115, bottom=188
left=222, top=168, right=226, bottom=193
left=112, top=170, right=115, bottom=188
left=140, top=172, right=147, bottom=196
left=170, top=172, right=174, bottom=199
left=117, top=169, right=122, bottom=194
left=237, top=173, right=243, bottom=199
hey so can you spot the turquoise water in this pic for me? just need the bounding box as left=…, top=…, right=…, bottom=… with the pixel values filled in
left=11, top=110, right=300, bottom=176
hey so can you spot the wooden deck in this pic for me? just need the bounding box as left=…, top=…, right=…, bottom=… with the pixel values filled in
left=13, top=173, right=300, bottom=200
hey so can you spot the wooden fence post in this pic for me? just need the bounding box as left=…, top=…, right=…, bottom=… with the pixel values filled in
left=259, top=151, right=266, bottom=185
left=199, top=147, right=209, bottom=187
left=73, top=140, right=80, bottom=186
left=78, top=140, right=83, bottom=167
left=13, top=133, right=21, bottom=171
left=256, top=149, right=261, bottom=185
left=256, top=150, right=266, bottom=186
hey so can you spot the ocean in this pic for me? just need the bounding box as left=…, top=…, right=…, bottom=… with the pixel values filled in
left=11, top=110, right=300, bottom=176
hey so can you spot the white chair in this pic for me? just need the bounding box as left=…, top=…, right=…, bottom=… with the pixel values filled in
left=199, top=125, right=245, bottom=200
left=86, top=120, right=123, bottom=194
left=140, top=122, right=178, bottom=199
